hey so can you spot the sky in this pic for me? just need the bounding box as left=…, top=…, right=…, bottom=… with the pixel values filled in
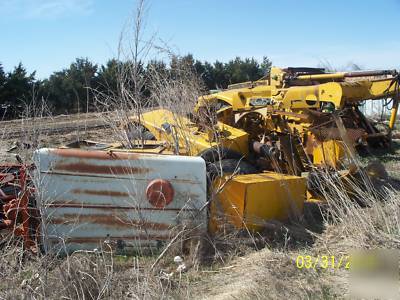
left=1, top=0, right=400, bottom=79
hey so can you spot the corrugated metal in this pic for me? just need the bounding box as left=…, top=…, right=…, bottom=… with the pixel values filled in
left=33, top=148, right=207, bottom=254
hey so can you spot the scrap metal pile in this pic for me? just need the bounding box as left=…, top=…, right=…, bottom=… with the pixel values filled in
left=0, top=164, right=39, bottom=251
left=0, top=66, right=398, bottom=253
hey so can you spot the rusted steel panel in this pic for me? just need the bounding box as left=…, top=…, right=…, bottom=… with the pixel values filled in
left=33, top=148, right=207, bottom=254
left=311, top=127, right=366, bottom=143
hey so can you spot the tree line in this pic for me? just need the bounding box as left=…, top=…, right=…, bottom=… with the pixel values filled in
left=0, top=55, right=271, bottom=117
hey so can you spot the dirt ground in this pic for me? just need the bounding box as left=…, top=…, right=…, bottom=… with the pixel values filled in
left=0, top=112, right=117, bottom=164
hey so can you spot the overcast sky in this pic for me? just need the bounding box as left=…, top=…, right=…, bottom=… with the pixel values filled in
left=1, top=0, right=400, bottom=78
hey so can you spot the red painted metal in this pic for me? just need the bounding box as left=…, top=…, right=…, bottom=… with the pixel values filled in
left=0, top=164, right=38, bottom=251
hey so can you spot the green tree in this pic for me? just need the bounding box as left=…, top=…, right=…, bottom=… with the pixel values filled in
left=0, top=63, right=6, bottom=102
left=1, top=63, right=36, bottom=105
left=68, top=58, right=98, bottom=112
left=194, top=60, right=216, bottom=90
left=145, top=59, right=168, bottom=99
left=43, top=58, right=97, bottom=113
left=96, top=59, right=121, bottom=96
left=191, top=56, right=271, bottom=90
left=41, top=70, right=70, bottom=112
left=225, top=57, right=266, bottom=84
left=211, top=60, right=229, bottom=89
left=146, top=59, right=168, bottom=76
left=260, top=56, right=272, bottom=77
left=169, top=54, right=196, bottom=80
left=0, top=55, right=273, bottom=116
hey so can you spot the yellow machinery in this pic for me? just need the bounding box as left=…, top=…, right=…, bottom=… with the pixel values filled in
left=130, top=109, right=307, bottom=232
left=126, top=66, right=399, bottom=233
left=129, top=109, right=249, bottom=156
left=209, top=172, right=306, bottom=232
left=196, top=67, right=400, bottom=168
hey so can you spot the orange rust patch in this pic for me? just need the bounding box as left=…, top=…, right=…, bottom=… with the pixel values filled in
left=50, top=213, right=171, bottom=230
left=146, top=179, right=174, bottom=208
left=52, top=149, right=141, bottom=160
left=313, top=86, right=319, bottom=97
left=54, top=162, right=151, bottom=175
left=71, top=189, right=131, bottom=197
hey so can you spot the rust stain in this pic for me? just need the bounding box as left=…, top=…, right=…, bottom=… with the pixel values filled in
left=171, top=178, right=199, bottom=185
left=52, top=149, right=141, bottom=160
left=313, top=86, right=319, bottom=97
left=54, top=162, right=151, bottom=175
left=46, top=202, right=200, bottom=211
left=71, top=188, right=131, bottom=197
left=49, top=213, right=171, bottom=230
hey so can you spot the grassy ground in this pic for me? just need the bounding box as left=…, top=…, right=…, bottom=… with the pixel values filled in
left=361, top=140, right=400, bottom=179
left=0, top=114, right=399, bottom=299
